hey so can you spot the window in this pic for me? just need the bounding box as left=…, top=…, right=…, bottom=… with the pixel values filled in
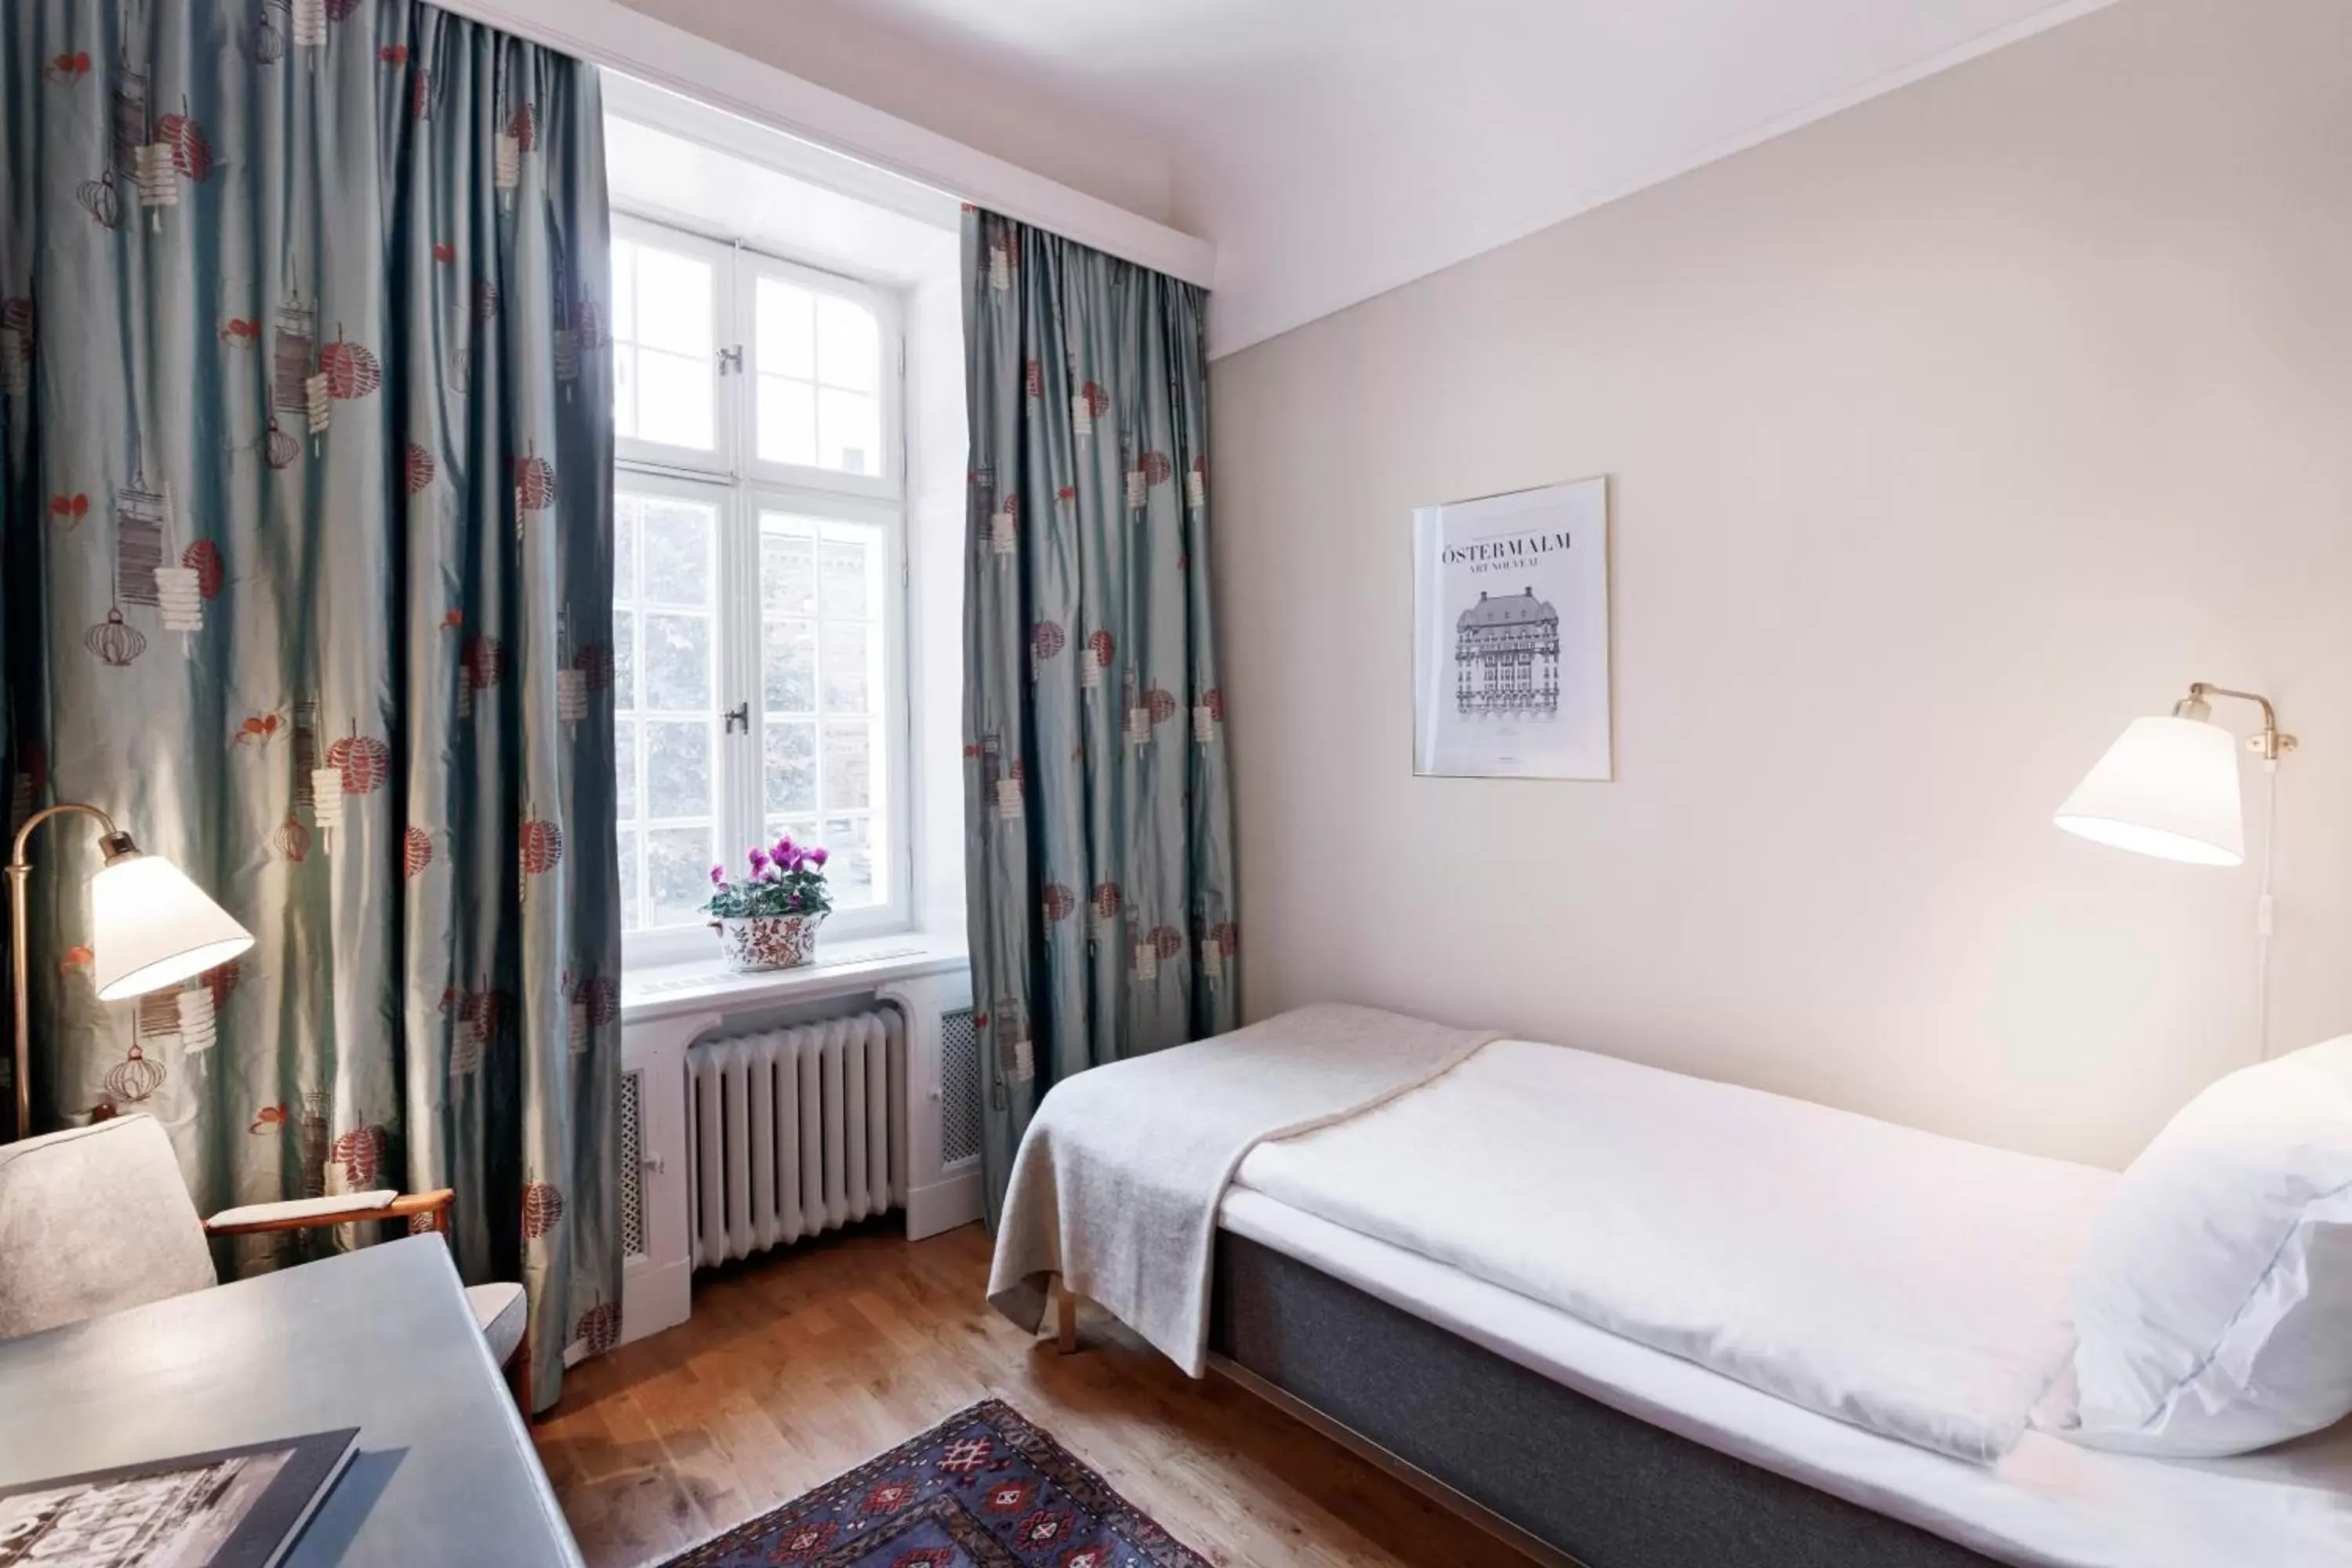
left=754, top=277, right=884, bottom=477
left=611, top=216, right=906, bottom=956
left=759, top=512, right=891, bottom=909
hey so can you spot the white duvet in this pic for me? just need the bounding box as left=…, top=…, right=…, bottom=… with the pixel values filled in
left=1235, top=1038, right=2118, bottom=1464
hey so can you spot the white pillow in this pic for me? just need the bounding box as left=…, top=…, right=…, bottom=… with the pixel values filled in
left=2060, top=1036, right=2352, bottom=1457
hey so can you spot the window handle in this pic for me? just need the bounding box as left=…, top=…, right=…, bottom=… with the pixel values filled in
left=717, top=345, right=742, bottom=376
left=724, top=702, right=749, bottom=735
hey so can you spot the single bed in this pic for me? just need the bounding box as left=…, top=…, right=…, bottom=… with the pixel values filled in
left=1210, top=1187, right=2352, bottom=1568
left=993, top=1013, right=2352, bottom=1566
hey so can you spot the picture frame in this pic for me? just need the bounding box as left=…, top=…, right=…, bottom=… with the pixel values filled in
left=1412, top=476, right=1612, bottom=781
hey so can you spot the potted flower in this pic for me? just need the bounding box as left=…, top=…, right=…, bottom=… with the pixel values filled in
left=706, top=837, right=831, bottom=972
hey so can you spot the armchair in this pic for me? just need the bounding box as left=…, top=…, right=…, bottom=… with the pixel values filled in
left=0, top=1114, right=526, bottom=1383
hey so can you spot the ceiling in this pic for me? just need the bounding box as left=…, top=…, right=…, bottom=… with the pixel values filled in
left=626, top=0, right=2114, bottom=355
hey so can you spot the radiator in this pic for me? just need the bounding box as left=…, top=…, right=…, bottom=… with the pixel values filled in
left=685, top=1010, right=908, bottom=1269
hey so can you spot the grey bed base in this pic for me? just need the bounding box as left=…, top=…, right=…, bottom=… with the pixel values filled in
left=1206, top=1230, right=2002, bottom=1568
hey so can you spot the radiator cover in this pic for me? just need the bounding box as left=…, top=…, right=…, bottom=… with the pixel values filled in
left=613, top=960, right=979, bottom=1350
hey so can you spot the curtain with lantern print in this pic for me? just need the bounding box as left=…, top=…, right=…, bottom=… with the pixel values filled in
left=0, top=0, right=619, bottom=1411
left=963, top=209, right=1238, bottom=1228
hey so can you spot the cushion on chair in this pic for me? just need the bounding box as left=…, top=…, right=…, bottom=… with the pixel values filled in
left=466, top=1281, right=527, bottom=1365
left=0, top=1114, right=218, bottom=1339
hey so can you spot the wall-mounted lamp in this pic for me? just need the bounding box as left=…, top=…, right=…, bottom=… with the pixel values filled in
left=7, top=804, right=255, bottom=1142
left=2054, top=684, right=2294, bottom=866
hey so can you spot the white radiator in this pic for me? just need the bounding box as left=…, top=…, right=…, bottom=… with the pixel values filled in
left=685, top=1010, right=908, bottom=1269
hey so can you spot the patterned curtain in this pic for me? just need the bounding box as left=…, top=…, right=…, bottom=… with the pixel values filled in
left=0, top=0, right=619, bottom=1412
left=962, top=209, right=1238, bottom=1227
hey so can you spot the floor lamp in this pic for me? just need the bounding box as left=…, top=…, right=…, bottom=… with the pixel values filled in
left=6, top=804, right=255, bottom=1142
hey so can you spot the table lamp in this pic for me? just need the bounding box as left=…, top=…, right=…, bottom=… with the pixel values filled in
left=6, top=804, right=256, bottom=1142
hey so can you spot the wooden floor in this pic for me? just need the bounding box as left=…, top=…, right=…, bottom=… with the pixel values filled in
left=534, top=1220, right=1533, bottom=1568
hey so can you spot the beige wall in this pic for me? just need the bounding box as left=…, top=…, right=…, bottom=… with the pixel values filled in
left=1209, top=0, right=2352, bottom=1171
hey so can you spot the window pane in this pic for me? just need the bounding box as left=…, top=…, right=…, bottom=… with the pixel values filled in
left=817, top=388, right=880, bottom=477
left=616, top=826, right=641, bottom=932
left=757, top=377, right=816, bottom=468
left=760, top=528, right=816, bottom=616
left=610, top=241, right=637, bottom=343
left=644, top=720, right=712, bottom=820
left=766, top=818, right=818, bottom=847
left=612, top=346, right=638, bottom=441
left=818, top=536, right=873, bottom=620
left=815, top=295, right=878, bottom=393
left=641, top=499, right=713, bottom=605
left=613, top=496, right=637, bottom=601
left=765, top=719, right=815, bottom=815
left=612, top=609, right=637, bottom=710
left=820, top=619, right=873, bottom=715
left=756, top=278, right=815, bottom=380
left=821, top=816, right=877, bottom=907
left=614, top=718, right=637, bottom=820
left=643, top=612, right=711, bottom=711
left=635, top=246, right=711, bottom=356
left=763, top=619, right=815, bottom=713
left=821, top=719, right=872, bottom=811
left=637, top=350, right=713, bottom=450
left=647, top=825, right=714, bottom=928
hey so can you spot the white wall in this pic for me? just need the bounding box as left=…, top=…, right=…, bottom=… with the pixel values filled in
left=907, top=257, right=969, bottom=936
left=1209, top=0, right=2352, bottom=1171
left=611, top=0, right=1178, bottom=227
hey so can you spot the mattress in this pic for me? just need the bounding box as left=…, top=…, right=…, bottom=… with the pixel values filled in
left=1220, top=1186, right=2352, bottom=1568
left=1236, top=1037, right=2116, bottom=1462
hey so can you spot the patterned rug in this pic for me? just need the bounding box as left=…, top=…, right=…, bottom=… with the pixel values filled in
left=659, top=1399, right=1210, bottom=1568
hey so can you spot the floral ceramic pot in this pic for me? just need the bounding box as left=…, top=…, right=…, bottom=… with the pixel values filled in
left=714, top=913, right=823, bottom=973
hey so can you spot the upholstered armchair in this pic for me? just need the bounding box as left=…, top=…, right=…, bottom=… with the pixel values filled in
left=0, top=1114, right=526, bottom=1377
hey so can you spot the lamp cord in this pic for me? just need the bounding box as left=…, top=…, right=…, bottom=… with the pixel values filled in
left=2257, top=757, right=2279, bottom=1060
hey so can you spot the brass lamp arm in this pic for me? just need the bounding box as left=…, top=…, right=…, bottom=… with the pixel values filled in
left=2176, top=684, right=2297, bottom=762
left=8, top=802, right=132, bottom=872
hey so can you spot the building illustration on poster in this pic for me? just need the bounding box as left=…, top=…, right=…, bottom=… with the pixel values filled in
left=1414, top=477, right=1610, bottom=779
left=1456, top=588, right=1560, bottom=717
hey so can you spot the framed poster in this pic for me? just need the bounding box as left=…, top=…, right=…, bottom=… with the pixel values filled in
left=1413, top=477, right=1611, bottom=780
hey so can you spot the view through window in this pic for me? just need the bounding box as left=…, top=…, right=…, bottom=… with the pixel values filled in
left=609, top=219, right=903, bottom=951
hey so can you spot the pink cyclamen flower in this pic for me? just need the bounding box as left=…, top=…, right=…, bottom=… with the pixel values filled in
left=771, top=835, right=795, bottom=862
left=807, top=847, right=829, bottom=869
left=747, top=846, right=770, bottom=873
left=710, top=864, right=724, bottom=884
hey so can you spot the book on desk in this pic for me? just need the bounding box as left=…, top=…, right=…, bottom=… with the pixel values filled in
left=0, top=1428, right=358, bottom=1567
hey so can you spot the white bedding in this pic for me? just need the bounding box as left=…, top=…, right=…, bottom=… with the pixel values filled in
left=1236, top=1038, right=2116, bottom=1463
left=986, top=1004, right=1497, bottom=1374
left=1218, top=1189, right=2352, bottom=1568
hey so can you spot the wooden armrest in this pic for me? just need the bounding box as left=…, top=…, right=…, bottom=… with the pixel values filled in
left=205, top=1189, right=454, bottom=1236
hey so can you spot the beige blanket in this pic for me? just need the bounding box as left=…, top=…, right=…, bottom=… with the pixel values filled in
left=985, top=1003, right=1500, bottom=1375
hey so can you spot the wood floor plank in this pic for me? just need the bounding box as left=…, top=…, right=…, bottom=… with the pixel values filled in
left=536, top=1220, right=1533, bottom=1568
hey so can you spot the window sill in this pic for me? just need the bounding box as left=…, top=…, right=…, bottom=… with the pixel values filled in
left=619, top=928, right=967, bottom=1025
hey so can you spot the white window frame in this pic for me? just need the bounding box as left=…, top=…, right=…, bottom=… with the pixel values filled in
left=615, top=210, right=913, bottom=968
left=741, top=250, right=905, bottom=503
left=613, top=216, right=739, bottom=480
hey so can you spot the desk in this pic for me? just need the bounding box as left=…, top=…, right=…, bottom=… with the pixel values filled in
left=0, top=1234, right=582, bottom=1566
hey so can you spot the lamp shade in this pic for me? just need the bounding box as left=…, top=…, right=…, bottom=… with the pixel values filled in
left=88, top=851, right=256, bottom=1000
left=2054, top=714, right=2245, bottom=866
